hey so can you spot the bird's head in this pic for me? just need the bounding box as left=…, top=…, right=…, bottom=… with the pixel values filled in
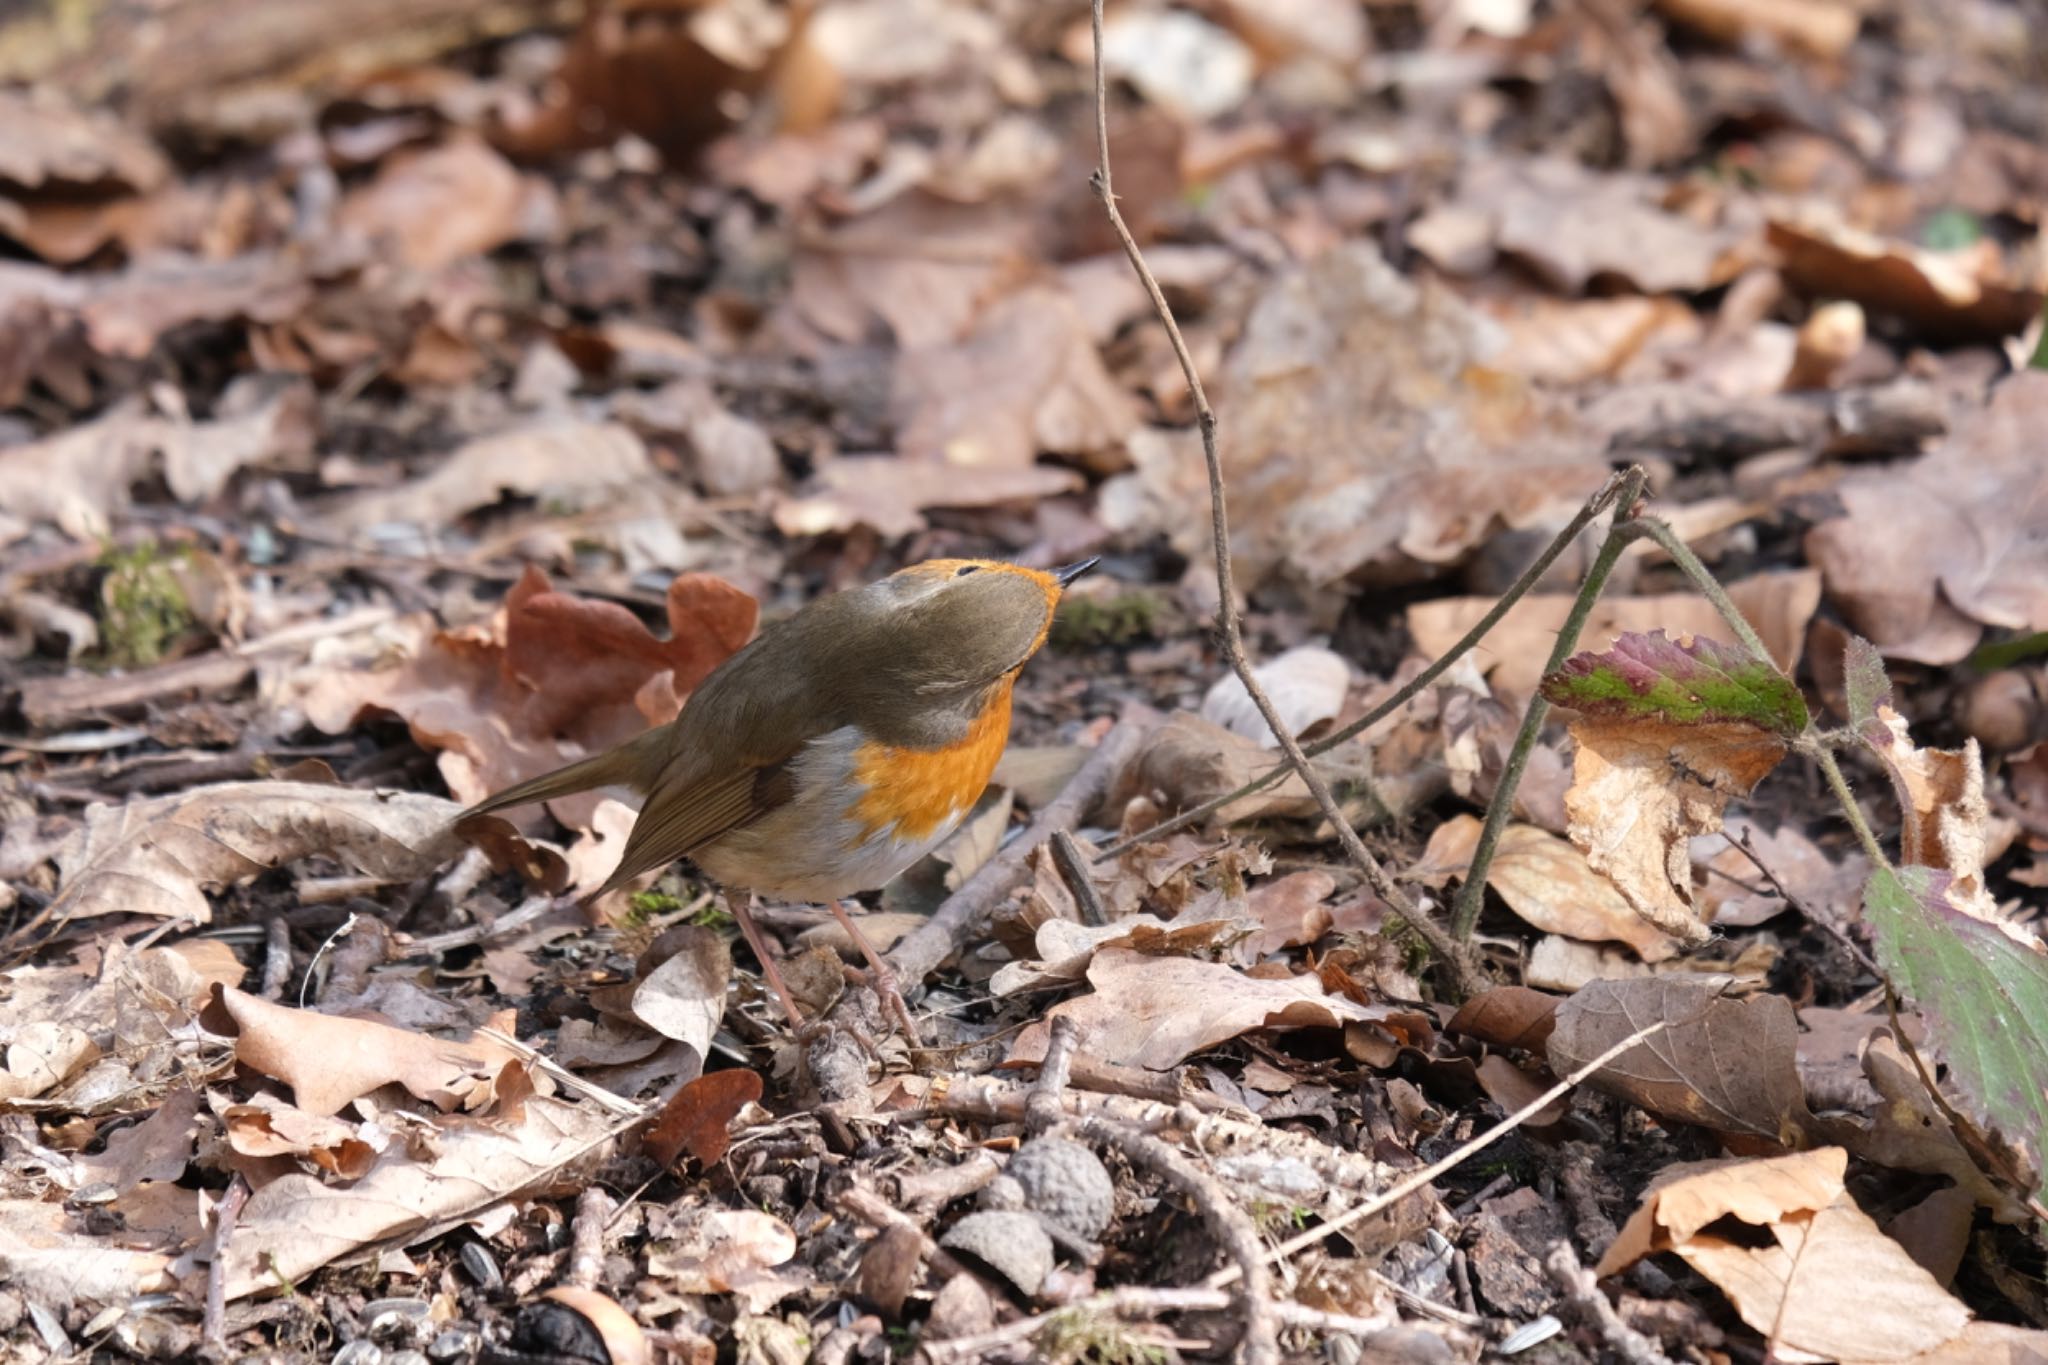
left=861, top=556, right=1097, bottom=695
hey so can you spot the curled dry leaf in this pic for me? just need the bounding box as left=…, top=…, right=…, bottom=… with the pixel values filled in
left=222, top=1096, right=617, bottom=1300
left=630, top=926, right=731, bottom=1063
left=1008, top=946, right=1403, bottom=1072
left=1769, top=215, right=2042, bottom=342
left=1601, top=1147, right=1971, bottom=1361
left=1861, top=708, right=2007, bottom=925
left=644, top=1068, right=765, bottom=1169
left=0, top=1021, right=100, bottom=1101
left=1548, top=975, right=1813, bottom=1147
left=1419, top=814, right=1684, bottom=961
left=223, top=1093, right=382, bottom=1180
left=1448, top=986, right=1561, bottom=1053
left=1201, top=646, right=1350, bottom=748
left=988, top=909, right=1254, bottom=997
left=48, top=782, right=509, bottom=925
left=212, top=988, right=537, bottom=1118
left=304, top=565, right=756, bottom=827
left=1807, top=374, right=2048, bottom=664
left=1651, top=0, right=1858, bottom=60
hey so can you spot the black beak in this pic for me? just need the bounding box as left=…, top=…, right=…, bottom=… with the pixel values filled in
left=1053, top=557, right=1099, bottom=588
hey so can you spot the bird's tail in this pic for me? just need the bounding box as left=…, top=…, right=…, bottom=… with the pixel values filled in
left=461, top=728, right=670, bottom=821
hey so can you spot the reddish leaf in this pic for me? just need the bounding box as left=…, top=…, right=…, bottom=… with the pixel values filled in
left=1542, top=629, right=1809, bottom=738
left=645, top=1069, right=764, bottom=1169
left=1448, top=987, right=1561, bottom=1052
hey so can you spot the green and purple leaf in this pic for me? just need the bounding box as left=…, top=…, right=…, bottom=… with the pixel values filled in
left=1865, top=865, right=2048, bottom=1201
left=1540, top=630, right=1809, bottom=738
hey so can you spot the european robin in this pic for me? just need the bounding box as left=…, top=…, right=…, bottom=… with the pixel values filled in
left=464, top=556, right=1097, bottom=1038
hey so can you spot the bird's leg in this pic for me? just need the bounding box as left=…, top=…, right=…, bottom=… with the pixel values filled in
left=725, top=889, right=810, bottom=1032
left=827, top=900, right=921, bottom=1047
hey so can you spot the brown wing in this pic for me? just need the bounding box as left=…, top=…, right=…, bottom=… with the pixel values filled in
left=586, top=752, right=798, bottom=903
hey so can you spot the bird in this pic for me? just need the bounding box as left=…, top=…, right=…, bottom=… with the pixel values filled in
left=462, top=555, right=1098, bottom=1039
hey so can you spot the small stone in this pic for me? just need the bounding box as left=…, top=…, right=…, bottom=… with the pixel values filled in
left=940, top=1210, right=1055, bottom=1297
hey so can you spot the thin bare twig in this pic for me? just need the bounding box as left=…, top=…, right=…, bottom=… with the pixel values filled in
left=563, top=1186, right=613, bottom=1290
left=1087, top=0, right=1476, bottom=996
left=1449, top=468, right=1648, bottom=942
left=201, top=1176, right=249, bottom=1359
left=1027, top=1014, right=1083, bottom=1133
left=1100, top=469, right=1639, bottom=859
left=1208, top=1018, right=1669, bottom=1287
left=1544, top=1241, right=1677, bottom=1365
left=1050, top=830, right=1109, bottom=927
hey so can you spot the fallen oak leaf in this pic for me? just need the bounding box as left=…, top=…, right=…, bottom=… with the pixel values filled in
left=208, top=988, right=541, bottom=1118
left=1548, top=975, right=1814, bottom=1148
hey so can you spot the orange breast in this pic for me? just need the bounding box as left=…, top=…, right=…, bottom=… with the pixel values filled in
left=847, top=681, right=1013, bottom=846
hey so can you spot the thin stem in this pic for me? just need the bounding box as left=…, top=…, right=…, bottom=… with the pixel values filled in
left=1449, top=470, right=1648, bottom=941
left=1089, top=0, right=1477, bottom=995
left=1629, top=516, right=1775, bottom=663
left=1806, top=741, right=1890, bottom=869
left=1097, top=469, right=1638, bottom=860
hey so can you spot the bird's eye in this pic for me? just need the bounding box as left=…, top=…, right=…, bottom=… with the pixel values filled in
left=954, top=565, right=981, bottom=578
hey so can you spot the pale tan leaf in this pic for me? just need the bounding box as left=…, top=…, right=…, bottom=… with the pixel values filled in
left=1201, top=646, right=1352, bottom=748
left=222, top=1097, right=616, bottom=1300
left=0, top=1200, right=175, bottom=1309
left=50, top=782, right=477, bottom=924
left=1422, top=814, right=1683, bottom=961
left=327, top=418, right=651, bottom=532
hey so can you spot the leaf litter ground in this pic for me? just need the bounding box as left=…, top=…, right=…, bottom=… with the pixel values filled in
left=3, top=0, right=2048, bottom=1361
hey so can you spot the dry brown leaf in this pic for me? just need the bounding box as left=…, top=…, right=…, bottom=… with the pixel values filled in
left=1651, top=0, right=1858, bottom=59
left=1096, top=7, right=1253, bottom=122
left=1485, top=294, right=1700, bottom=385
left=1770, top=215, right=2042, bottom=342
left=1108, top=711, right=1319, bottom=825
left=0, top=1199, right=176, bottom=1309
left=71, top=1089, right=202, bottom=1195
left=988, top=907, right=1253, bottom=996
left=0, top=1021, right=100, bottom=1101
left=645, top=1068, right=764, bottom=1169
left=335, top=137, right=529, bottom=272
left=1806, top=373, right=2048, bottom=665
left=1598, top=1146, right=1847, bottom=1275
left=1693, top=818, right=1868, bottom=929
left=49, top=782, right=497, bottom=924
left=791, top=191, right=1033, bottom=349
left=326, top=418, right=652, bottom=533
left=1201, top=646, right=1351, bottom=748
left=80, top=250, right=311, bottom=360
left=222, top=1096, right=615, bottom=1300
left=303, top=566, right=756, bottom=827
left=772, top=455, right=1082, bottom=539
left=222, top=1093, right=381, bottom=1180
left=215, top=988, right=537, bottom=1117
left=892, top=285, right=1136, bottom=474
left=1008, top=947, right=1395, bottom=1071
left=1858, top=707, right=2015, bottom=928
left=1246, top=869, right=1340, bottom=955
left=1407, top=571, right=1821, bottom=699
left=1549, top=975, right=1813, bottom=1146
left=630, top=926, right=731, bottom=1063
left=1420, top=814, right=1684, bottom=960
left=1102, top=241, right=1608, bottom=592
left=1448, top=986, right=1560, bottom=1052
left=647, top=1206, right=803, bottom=1314
left=1562, top=713, right=1786, bottom=943
left=1684, top=1197, right=1970, bottom=1360
left=1410, top=157, right=1756, bottom=295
